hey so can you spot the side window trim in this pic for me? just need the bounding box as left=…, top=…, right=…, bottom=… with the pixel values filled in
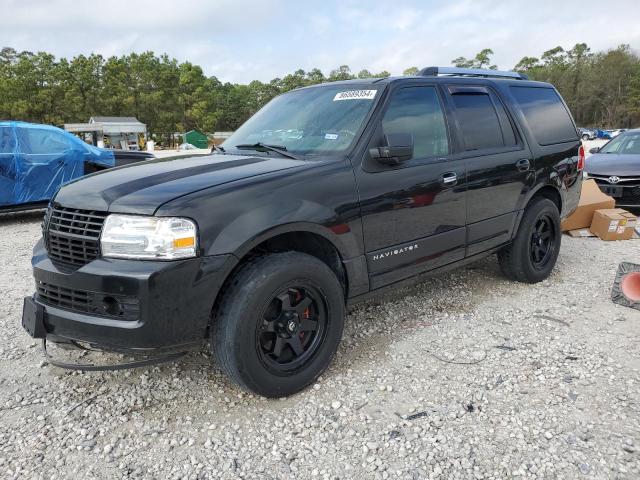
left=487, top=90, right=521, bottom=148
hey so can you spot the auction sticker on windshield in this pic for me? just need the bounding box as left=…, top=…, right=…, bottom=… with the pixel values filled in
left=333, top=90, right=377, bottom=101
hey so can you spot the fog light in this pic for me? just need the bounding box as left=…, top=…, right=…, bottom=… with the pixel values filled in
left=102, top=296, right=123, bottom=317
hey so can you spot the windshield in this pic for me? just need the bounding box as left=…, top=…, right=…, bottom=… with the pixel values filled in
left=599, top=132, right=640, bottom=155
left=221, top=85, right=381, bottom=156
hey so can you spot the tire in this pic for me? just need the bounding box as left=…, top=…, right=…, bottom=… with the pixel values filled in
left=498, top=197, right=561, bottom=283
left=582, top=134, right=590, bottom=141
left=211, top=252, right=345, bottom=397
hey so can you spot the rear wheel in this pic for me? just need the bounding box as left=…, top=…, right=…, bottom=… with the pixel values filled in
left=498, top=197, right=561, bottom=283
left=211, top=252, right=345, bottom=397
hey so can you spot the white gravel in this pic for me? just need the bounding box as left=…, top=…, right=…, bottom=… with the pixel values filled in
left=1, top=211, right=639, bottom=479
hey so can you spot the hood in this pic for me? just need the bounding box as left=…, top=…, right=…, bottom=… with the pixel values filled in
left=585, top=153, right=640, bottom=177
left=54, top=153, right=307, bottom=214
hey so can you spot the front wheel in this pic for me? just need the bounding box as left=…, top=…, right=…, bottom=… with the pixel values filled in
left=211, top=252, right=345, bottom=397
left=498, top=197, right=561, bottom=283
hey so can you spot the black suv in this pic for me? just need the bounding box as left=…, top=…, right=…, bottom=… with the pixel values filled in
left=22, top=67, right=583, bottom=397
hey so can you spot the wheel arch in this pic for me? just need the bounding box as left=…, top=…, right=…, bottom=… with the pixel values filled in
left=512, top=184, right=563, bottom=240
left=524, top=183, right=563, bottom=214
left=210, top=224, right=356, bottom=327
left=528, top=184, right=562, bottom=214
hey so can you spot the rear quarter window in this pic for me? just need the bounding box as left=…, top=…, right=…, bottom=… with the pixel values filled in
left=510, top=86, right=577, bottom=145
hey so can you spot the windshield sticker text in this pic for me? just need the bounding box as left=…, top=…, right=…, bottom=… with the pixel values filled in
left=333, top=90, right=377, bottom=101
left=324, top=133, right=339, bottom=140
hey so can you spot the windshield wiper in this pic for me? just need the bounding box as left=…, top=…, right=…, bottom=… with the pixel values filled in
left=233, top=142, right=301, bottom=160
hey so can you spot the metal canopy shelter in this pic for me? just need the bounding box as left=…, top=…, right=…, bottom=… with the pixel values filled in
left=64, top=117, right=147, bottom=149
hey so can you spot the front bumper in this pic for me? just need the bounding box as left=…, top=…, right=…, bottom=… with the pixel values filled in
left=23, top=239, right=236, bottom=352
left=592, top=180, right=640, bottom=209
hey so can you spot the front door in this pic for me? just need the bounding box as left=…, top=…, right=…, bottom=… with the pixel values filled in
left=355, top=84, right=467, bottom=289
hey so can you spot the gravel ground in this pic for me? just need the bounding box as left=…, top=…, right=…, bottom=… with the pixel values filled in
left=1, top=211, right=639, bottom=480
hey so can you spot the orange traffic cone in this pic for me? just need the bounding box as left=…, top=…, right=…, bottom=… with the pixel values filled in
left=612, top=262, right=640, bottom=311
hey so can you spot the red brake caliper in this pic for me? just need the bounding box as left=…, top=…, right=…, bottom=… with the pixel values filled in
left=295, top=290, right=310, bottom=340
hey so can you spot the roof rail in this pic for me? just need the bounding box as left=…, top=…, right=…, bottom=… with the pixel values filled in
left=419, top=66, right=528, bottom=80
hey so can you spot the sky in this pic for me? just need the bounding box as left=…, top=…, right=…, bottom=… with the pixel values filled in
left=1, top=0, right=639, bottom=84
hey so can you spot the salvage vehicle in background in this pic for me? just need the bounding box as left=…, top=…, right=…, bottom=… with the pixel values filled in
left=0, top=121, right=154, bottom=212
left=578, top=127, right=597, bottom=141
left=22, top=67, right=583, bottom=397
left=586, top=128, right=640, bottom=209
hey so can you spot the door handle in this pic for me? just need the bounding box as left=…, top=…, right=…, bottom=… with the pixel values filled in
left=516, top=158, right=531, bottom=172
left=440, top=172, right=458, bottom=186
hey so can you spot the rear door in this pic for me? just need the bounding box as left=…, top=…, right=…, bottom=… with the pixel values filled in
left=443, top=85, right=534, bottom=256
left=355, top=83, right=467, bottom=289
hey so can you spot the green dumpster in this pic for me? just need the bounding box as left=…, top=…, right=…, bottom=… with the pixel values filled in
left=183, top=130, right=208, bottom=149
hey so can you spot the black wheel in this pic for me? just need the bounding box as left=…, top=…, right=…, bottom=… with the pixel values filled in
left=498, top=197, right=561, bottom=283
left=582, top=134, right=590, bottom=141
left=211, top=252, right=345, bottom=397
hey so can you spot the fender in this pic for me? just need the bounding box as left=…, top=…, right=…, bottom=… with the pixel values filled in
left=209, top=217, right=369, bottom=299
left=227, top=221, right=352, bottom=260
left=224, top=220, right=370, bottom=299
left=205, top=199, right=361, bottom=259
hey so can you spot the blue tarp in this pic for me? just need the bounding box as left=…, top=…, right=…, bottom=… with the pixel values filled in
left=0, top=121, right=115, bottom=207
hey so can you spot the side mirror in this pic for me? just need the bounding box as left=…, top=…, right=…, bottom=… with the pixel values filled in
left=589, top=147, right=600, bottom=154
left=370, top=133, right=414, bottom=165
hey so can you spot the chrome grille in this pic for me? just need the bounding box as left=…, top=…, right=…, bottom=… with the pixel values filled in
left=590, top=174, right=640, bottom=187
left=45, top=205, right=107, bottom=266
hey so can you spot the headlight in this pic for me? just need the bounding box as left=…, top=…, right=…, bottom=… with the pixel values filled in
left=100, top=214, right=198, bottom=260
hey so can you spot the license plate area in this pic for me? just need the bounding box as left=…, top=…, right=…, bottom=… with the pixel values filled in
left=601, top=185, right=623, bottom=197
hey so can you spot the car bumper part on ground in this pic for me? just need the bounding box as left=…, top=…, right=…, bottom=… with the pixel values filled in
left=22, top=239, right=235, bottom=352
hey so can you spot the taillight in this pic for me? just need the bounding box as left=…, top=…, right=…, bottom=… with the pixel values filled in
left=577, top=145, right=585, bottom=171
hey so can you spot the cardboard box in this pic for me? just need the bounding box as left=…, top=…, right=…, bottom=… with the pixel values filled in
left=590, top=209, right=638, bottom=241
left=561, top=180, right=615, bottom=232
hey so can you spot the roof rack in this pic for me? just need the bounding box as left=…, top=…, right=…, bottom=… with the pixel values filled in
left=419, top=66, right=528, bottom=80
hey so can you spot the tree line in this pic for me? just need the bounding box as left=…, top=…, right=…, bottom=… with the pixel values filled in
left=0, top=43, right=638, bottom=145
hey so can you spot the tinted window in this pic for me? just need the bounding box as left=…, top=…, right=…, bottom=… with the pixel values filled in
left=17, top=127, right=71, bottom=155
left=510, top=86, right=577, bottom=145
left=450, top=92, right=506, bottom=150
left=382, top=87, right=448, bottom=158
